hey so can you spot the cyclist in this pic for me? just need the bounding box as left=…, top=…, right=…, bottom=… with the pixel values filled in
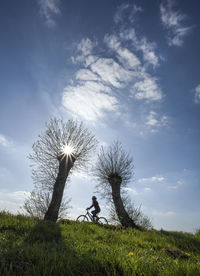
left=87, top=196, right=100, bottom=222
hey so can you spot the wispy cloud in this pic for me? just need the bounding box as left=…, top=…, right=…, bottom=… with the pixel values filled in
left=124, top=187, right=138, bottom=195
left=0, top=134, right=11, bottom=147
left=104, top=34, right=141, bottom=70
left=138, top=176, right=165, bottom=183
left=61, top=4, right=166, bottom=128
left=160, top=0, right=193, bottom=46
left=152, top=210, right=175, bottom=216
left=38, top=0, right=61, bottom=27
left=167, top=180, right=183, bottom=190
left=62, top=80, right=118, bottom=121
left=72, top=171, right=88, bottom=179
left=145, top=111, right=168, bottom=133
left=114, top=3, right=142, bottom=24
left=194, top=84, right=200, bottom=104
left=119, top=29, right=160, bottom=68
left=63, top=38, right=121, bottom=121
left=90, top=58, right=134, bottom=88
left=131, top=75, right=163, bottom=102
left=0, top=190, right=30, bottom=213
left=72, top=38, right=97, bottom=64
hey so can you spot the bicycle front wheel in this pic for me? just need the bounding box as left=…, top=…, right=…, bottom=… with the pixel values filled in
left=76, top=215, right=89, bottom=222
left=98, top=217, right=108, bottom=225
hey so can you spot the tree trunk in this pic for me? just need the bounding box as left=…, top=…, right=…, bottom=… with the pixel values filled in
left=109, top=176, right=140, bottom=230
left=44, top=154, right=75, bottom=222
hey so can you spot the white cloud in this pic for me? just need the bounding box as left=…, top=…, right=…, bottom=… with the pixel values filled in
left=75, top=69, right=101, bottom=82
left=145, top=111, right=168, bottom=132
left=153, top=210, right=175, bottom=216
left=0, top=190, right=30, bottom=213
left=104, top=34, right=141, bottom=69
left=114, top=3, right=142, bottom=24
left=104, top=34, right=163, bottom=102
left=144, top=187, right=151, bottom=192
left=77, top=38, right=94, bottom=56
left=0, top=134, right=10, bottom=147
left=38, top=0, right=60, bottom=27
left=72, top=171, right=88, bottom=179
left=138, top=176, right=165, bottom=183
left=131, top=75, right=163, bottom=101
left=62, top=81, right=118, bottom=121
left=72, top=38, right=96, bottom=64
left=136, top=37, right=159, bottom=68
left=194, top=84, right=200, bottom=104
left=119, top=28, right=160, bottom=68
left=160, top=0, right=192, bottom=46
left=91, top=58, right=134, bottom=88
left=62, top=5, right=165, bottom=124
left=168, top=180, right=183, bottom=190
left=124, top=187, right=138, bottom=195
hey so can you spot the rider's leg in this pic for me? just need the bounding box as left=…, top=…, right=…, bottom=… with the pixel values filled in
left=92, top=210, right=100, bottom=222
left=91, top=210, right=96, bottom=221
left=96, top=211, right=100, bottom=221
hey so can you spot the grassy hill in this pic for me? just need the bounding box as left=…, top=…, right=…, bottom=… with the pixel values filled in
left=0, top=211, right=199, bottom=275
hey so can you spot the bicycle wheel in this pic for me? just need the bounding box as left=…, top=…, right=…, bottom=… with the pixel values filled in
left=97, top=217, right=108, bottom=225
left=76, top=215, right=89, bottom=222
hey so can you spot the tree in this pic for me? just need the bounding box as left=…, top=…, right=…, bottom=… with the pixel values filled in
left=29, top=118, right=97, bottom=222
left=109, top=194, right=153, bottom=230
left=23, top=188, right=71, bottom=220
left=94, top=141, right=140, bottom=229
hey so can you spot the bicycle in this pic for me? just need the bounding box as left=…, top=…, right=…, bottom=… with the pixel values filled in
left=76, top=210, right=108, bottom=225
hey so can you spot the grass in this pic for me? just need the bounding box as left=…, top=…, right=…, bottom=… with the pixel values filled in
left=0, top=211, right=199, bottom=275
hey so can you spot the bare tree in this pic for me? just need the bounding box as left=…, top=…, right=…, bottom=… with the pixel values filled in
left=109, top=194, right=153, bottom=230
left=29, top=118, right=97, bottom=222
left=23, top=189, right=71, bottom=219
left=94, top=141, right=140, bottom=229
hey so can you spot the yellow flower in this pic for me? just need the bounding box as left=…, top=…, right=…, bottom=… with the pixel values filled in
left=128, top=252, right=134, bottom=257
left=185, top=253, right=191, bottom=257
left=152, top=256, right=156, bottom=259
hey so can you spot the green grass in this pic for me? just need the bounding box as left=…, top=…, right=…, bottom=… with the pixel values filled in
left=0, top=211, right=199, bottom=275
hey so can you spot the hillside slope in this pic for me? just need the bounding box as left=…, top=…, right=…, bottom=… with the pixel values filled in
left=0, top=211, right=199, bottom=275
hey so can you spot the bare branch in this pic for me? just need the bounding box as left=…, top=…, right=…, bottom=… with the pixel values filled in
left=23, top=189, right=71, bottom=219
left=25, top=117, right=97, bottom=222
left=94, top=141, right=134, bottom=201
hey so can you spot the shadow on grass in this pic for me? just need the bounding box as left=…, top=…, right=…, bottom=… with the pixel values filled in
left=25, top=219, right=63, bottom=244
left=1, top=217, right=116, bottom=276
left=160, top=229, right=200, bottom=254
left=0, top=219, right=68, bottom=275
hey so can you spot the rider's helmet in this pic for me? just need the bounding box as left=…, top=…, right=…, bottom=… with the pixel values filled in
left=92, top=196, right=97, bottom=200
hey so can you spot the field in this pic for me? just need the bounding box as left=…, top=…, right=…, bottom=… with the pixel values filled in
left=0, top=211, right=199, bottom=275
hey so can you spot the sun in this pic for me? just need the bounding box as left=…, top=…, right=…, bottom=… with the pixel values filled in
left=62, top=144, right=74, bottom=155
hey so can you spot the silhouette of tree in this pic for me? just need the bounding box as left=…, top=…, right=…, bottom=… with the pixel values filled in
left=23, top=188, right=71, bottom=219
left=29, top=118, right=97, bottom=222
left=94, top=141, right=140, bottom=229
left=109, top=194, right=152, bottom=230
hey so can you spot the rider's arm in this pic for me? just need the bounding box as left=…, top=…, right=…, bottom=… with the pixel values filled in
left=87, top=204, right=94, bottom=210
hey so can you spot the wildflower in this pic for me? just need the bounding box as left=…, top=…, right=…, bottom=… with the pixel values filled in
left=185, top=253, right=191, bottom=257
left=152, top=256, right=156, bottom=259
left=128, top=252, right=134, bottom=257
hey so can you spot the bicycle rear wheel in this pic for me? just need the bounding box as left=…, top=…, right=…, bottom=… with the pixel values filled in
left=97, top=217, right=108, bottom=225
left=76, top=215, right=89, bottom=222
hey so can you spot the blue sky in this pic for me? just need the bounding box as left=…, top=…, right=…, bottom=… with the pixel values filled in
left=0, top=0, right=200, bottom=232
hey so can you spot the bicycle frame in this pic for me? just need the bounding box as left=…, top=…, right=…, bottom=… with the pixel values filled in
left=77, top=210, right=108, bottom=225
left=85, top=210, right=96, bottom=221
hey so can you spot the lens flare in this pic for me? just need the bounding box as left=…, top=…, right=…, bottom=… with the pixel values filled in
left=63, top=144, right=74, bottom=155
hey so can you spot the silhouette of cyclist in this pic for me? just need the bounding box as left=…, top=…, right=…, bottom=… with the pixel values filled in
left=87, top=196, right=100, bottom=222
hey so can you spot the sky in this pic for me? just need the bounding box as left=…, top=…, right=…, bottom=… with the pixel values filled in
left=0, top=0, right=200, bottom=232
